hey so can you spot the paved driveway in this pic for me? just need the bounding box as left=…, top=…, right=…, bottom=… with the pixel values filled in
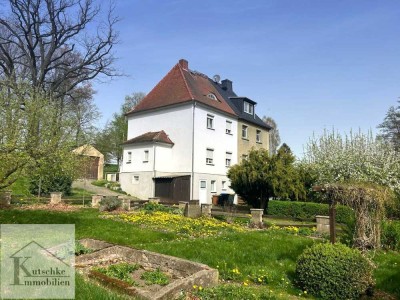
left=72, top=179, right=122, bottom=196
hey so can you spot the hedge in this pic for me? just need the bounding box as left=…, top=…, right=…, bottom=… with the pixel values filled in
left=267, top=200, right=355, bottom=225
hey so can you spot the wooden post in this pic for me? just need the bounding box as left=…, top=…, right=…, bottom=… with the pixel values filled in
left=329, top=200, right=336, bottom=244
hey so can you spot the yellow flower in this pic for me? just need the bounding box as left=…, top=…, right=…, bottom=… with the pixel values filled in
left=198, top=286, right=203, bottom=291
left=193, top=285, right=197, bottom=289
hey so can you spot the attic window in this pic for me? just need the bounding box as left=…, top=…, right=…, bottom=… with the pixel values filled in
left=207, top=93, right=217, bottom=101
left=244, top=101, right=254, bottom=115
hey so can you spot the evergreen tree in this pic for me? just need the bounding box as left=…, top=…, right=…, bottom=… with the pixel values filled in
left=227, top=145, right=304, bottom=212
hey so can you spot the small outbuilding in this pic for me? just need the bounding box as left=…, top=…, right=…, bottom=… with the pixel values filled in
left=73, top=145, right=104, bottom=180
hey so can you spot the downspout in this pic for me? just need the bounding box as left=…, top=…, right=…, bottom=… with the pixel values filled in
left=153, top=144, right=156, bottom=197
left=191, top=101, right=196, bottom=200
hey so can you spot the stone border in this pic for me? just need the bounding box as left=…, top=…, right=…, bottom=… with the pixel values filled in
left=76, top=239, right=218, bottom=300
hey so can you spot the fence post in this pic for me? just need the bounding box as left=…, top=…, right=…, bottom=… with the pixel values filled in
left=0, top=190, right=11, bottom=205
left=50, top=192, right=62, bottom=204
left=250, top=209, right=264, bottom=227
left=201, top=203, right=212, bottom=217
left=91, top=194, right=104, bottom=208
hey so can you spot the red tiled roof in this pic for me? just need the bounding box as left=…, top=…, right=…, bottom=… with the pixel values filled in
left=126, top=59, right=236, bottom=116
left=123, top=131, right=174, bottom=146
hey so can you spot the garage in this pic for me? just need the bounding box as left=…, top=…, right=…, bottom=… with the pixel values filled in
left=154, top=175, right=190, bottom=204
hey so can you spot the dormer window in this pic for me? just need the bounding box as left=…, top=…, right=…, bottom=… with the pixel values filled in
left=207, top=93, right=217, bottom=101
left=244, top=101, right=254, bottom=115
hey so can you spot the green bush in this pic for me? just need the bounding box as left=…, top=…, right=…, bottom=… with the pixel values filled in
left=381, top=220, right=400, bottom=250
left=296, top=243, right=374, bottom=300
left=142, top=202, right=182, bottom=214
left=99, top=197, right=121, bottom=212
left=385, top=195, right=400, bottom=219
left=91, top=179, right=108, bottom=187
left=268, top=200, right=355, bottom=224
left=29, top=174, right=73, bottom=196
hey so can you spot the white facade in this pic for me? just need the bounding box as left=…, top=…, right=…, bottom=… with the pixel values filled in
left=120, top=102, right=238, bottom=203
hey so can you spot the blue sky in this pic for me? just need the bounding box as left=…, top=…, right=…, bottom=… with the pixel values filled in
left=93, top=0, right=400, bottom=157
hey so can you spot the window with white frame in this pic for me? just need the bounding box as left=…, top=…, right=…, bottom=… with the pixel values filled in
left=207, top=93, right=217, bottom=101
left=143, top=150, right=149, bottom=162
left=222, top=180, right=227, bottom=190
left=244, top=101, right=254, bottom=115
left=207, top=114, right=214, bottom=129
left=200, top=180, right=207, bottom=188
left=211, top=180, right=216, bottom=193
left=206, top=148, right=214, bottom=165
left=242, top=125, right=248, bottom=139
left=132, top=175, right=139, bottom=184
left=256, top=130, right=262, bottom=143
left=225, top=152, right=232, bottom=167
left=226, top=120, right=232, bottom=134
left=127, top=151, right=132, bottom=163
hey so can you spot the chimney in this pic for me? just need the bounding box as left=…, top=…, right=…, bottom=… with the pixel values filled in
left=179, top=59, right=188, bottom=70
left=221, top=79, right=232, bottom=92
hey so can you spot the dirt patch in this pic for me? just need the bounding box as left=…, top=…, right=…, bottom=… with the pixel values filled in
left=17, top=203, right=82, bottom=212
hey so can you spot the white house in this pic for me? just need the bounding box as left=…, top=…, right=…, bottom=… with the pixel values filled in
left=120, top=59, right=239, bottom=204
left=120, top=59, right=270, bottom=204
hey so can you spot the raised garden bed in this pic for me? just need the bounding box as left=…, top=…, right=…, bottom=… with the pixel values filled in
left=75, top=239, right=218, bottom=300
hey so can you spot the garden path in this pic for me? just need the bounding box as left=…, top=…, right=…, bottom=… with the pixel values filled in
left=72, top=179, right=122, bottom=196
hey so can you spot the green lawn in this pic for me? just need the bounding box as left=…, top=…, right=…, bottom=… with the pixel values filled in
left=0, top=207, right=398, bottom=300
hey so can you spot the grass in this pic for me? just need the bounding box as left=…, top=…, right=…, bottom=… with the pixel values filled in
left=0, top=207, right=399, bottom=299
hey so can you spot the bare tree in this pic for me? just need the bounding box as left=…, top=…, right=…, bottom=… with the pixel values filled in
left=0, top=0, right=119, bottom=97
left=263, top=116, right=281, bottom=155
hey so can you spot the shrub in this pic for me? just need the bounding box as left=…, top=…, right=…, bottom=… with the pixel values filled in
left=91, top=179, right=108, bottom=187
left=381, top=220, right=400, bottom=250
left=296, top=243, right=374, bottom=300
left=141, top=202, right=182, bottom=214
left=99, top=197, right=121, bottom=212
left=29, top=173, right=73, bottom=196
left=268, top=200, right=355, bottom=225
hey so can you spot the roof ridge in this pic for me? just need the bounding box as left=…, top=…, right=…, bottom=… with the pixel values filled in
left=178, top=63, right=195, bottom=100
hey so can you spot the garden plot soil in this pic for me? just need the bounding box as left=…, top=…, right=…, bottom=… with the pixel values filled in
left=75, top=239, right=218, bottom=300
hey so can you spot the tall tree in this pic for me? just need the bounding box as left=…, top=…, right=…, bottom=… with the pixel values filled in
left=95, top=92, right=145, bottom=164
left=262, top=116, right=281, bottom=155
left=0, top=84, right=79, bottom=189
left=378, top=100, right=400, bottom=150
left=0, top=0, right=119, bottom=97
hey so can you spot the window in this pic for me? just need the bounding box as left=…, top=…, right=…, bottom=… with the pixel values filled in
left=126, top=151, right=132, bottom=163
left=206, top=148, right=214, bottom=165
left=244, top=101, right=254, bottom=115
left=132, top=175, right=139, bottom=184
left=226, top=120, right=232, bottom=134
left=222, top=181, right=227, bottom=190
left=242, top=125, right=248, bottom=139
left=207, top=93, right=217, bottom=101
left=211, top=180, right=216, bottom=193
left=207, top=114, right=214, bottom=129
left=225, top=152, right=232, bottom=167
left=200, top=180, right=207, bottom=188
left=256, top=130, right=262, bottom=143
left=143, top=150, right=149, bottom=162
